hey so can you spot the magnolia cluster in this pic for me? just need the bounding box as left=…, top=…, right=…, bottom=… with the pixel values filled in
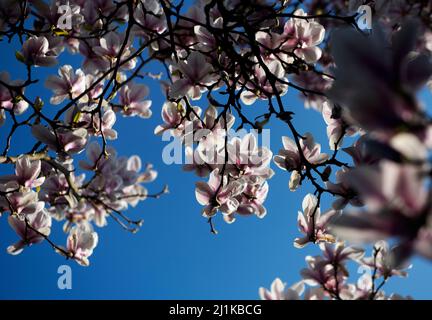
left=260, top=241, right=411, bottom=300
left=262, top=5, right=432, bottom=299
left=269, top=12, right=432, bottom=264
left=0, top=147, right=156, bottom=266
left=156, top=103, right=273, bottom=224
left=325, top=21, right=432, bottom=263
left=165, top=7, right=326, bottom=106
left=0, top=0, right=165, bottom=265
left=1, top=0, right=432, bottom=301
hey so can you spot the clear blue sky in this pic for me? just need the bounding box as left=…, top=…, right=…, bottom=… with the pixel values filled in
left=0, top=30, right=431, bottom=300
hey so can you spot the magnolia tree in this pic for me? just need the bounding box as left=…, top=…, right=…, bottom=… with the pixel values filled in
left=0, top=0, right=431, bottom=299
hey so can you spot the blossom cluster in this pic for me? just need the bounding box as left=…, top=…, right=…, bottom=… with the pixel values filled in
left=260, top=241, right=411, bottom=300
left=156, top=103, right=273, bottom=226
left=0, top=0, right=431, bottom=300
left=0, top=0, right=166, bottom=265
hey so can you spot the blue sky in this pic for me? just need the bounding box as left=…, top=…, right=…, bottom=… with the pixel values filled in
left=0, top=31, right=431, bottom=300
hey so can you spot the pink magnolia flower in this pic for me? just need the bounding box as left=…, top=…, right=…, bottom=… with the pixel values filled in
left=0, top=72, right=29, bottom=115
left=0, top=191, right=44, bottom=216
left=119, top=83, right=152, bottom=118
left=195, top=106, right=235, bottom=162
left=240, top=60, right=288, bottom=105
left=195, top=169, right=245, bottom=217
left=40, top=172, right=84, bottom=208
left=84, top=74, right=104, bottom=101
left=154, top=101, right=187, bottom=136
left=259, top=278, right=305, bottom=300
left=281, top=9, right=325, bottom=64
left=300, top=256, right=338, bottom=289
left=80, top=0, right=121, bottom=26
left=67, top=222, right=98, bottom=266
left=319, top=242, right=364, bottom=276
left=256, top=30, right=292, bottom=64
left=79, top=39, right=110, bottom=74
left=331, top=161, right=432, bottom=261
left=294, top=194, right=339, bottom=248
left=326, top=168, right=362, bottom=210
left=274, top=133, right=329, bottom=171
left=322, top=101, right=356, bottom=150
left=169, top=52, right=218, bottom=100
left=0, top=0, right=26, bottom=28
left=342, top=135, right=379, bottom=166
left=14, top=156, right=45, bottom=188
left=194, top=17, right=223, bottom=52
left=133, top=0, right=167, bottom=39
left=32, top=0, right=83, bottom=30
left=7, top=210, right=52, bottom=255
left=183, top=146, right=213, bottom=178
left=0, top=156, right=44, bottom=189
left=20, top=36, right=58, bottom=67
left=233, top=178, right=269, bottom=220
left=339, top=161, right=427, bottom=220
left=360, top=241, right=410, bottom=279
left=93, top=32, right=136, bottom=70
left=45, top=65, right=87, bottom=104
left=79, top=109, right=118, bottom=140
left=226, top=133, right=274, bottom=179
left=79, top=141, right=114, bottom=171
left=32, top=124, right=88, bottom=154
left=328, top=21, right=431, bottom=135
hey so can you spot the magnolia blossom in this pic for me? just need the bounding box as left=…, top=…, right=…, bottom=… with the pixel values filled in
left=169, top=52, right=218, bottom=100
left=322, top=102, right=356, bottom=150
left=79, top=109, right=118, bottom=140
left=119, top=83, right=152, bottom=118
left=0, top=72, right=29, bottom=115
left=133, top=0, right=167, bottom=41
left=66, top=223, right=98, bottom=266
left=240, top=60, right=288, bottom=105
left=292, top=72, right=333, bottom=111
left=79, top=39, right=110, bottom=74
left=226, top=134, right=274, bottom=179
left=294, top=194, right=339, bottom=248
left=78, top=141, right=157, bottom=214
left=319, top=242, right=364, bottom=276
left=259, top=278, right=305, bottom=300
left=195, top=106, right=235, bottom=160
left=326, top=168, right=362, bottom=210
left=0, top=190, right=44, bottom=216
left=195, top=169, right=245, bottom=217
left=32, top=125, right=88, bottom=154
left=1, top=0, right=432, bottom=298
left=93, top=32, right=136, bottom=70
left=274, top=133, right=328, bottom=172
left=0, top=0, right=25, bottom=28
left=301, top=255, right=339, bottom=290
left=331, top=161, right=432, bottom=261
left=194, top=17, right=223, bottom=52
left=328, top=21, right=431, bottom=137
left=154, top=101, right=187, bottom=136
left=7, top=210, right=52, bottom=255
left=360, top=241, right=410, bottom=279
left=281, top=9, right=325, bottom=64
left=13, top=156, right=45, bottom=188
left=45, top=65, right=86, bottom=104
left=40, top=171, right=84, bottom=209
left=20, top=36, right=57, bottom=67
